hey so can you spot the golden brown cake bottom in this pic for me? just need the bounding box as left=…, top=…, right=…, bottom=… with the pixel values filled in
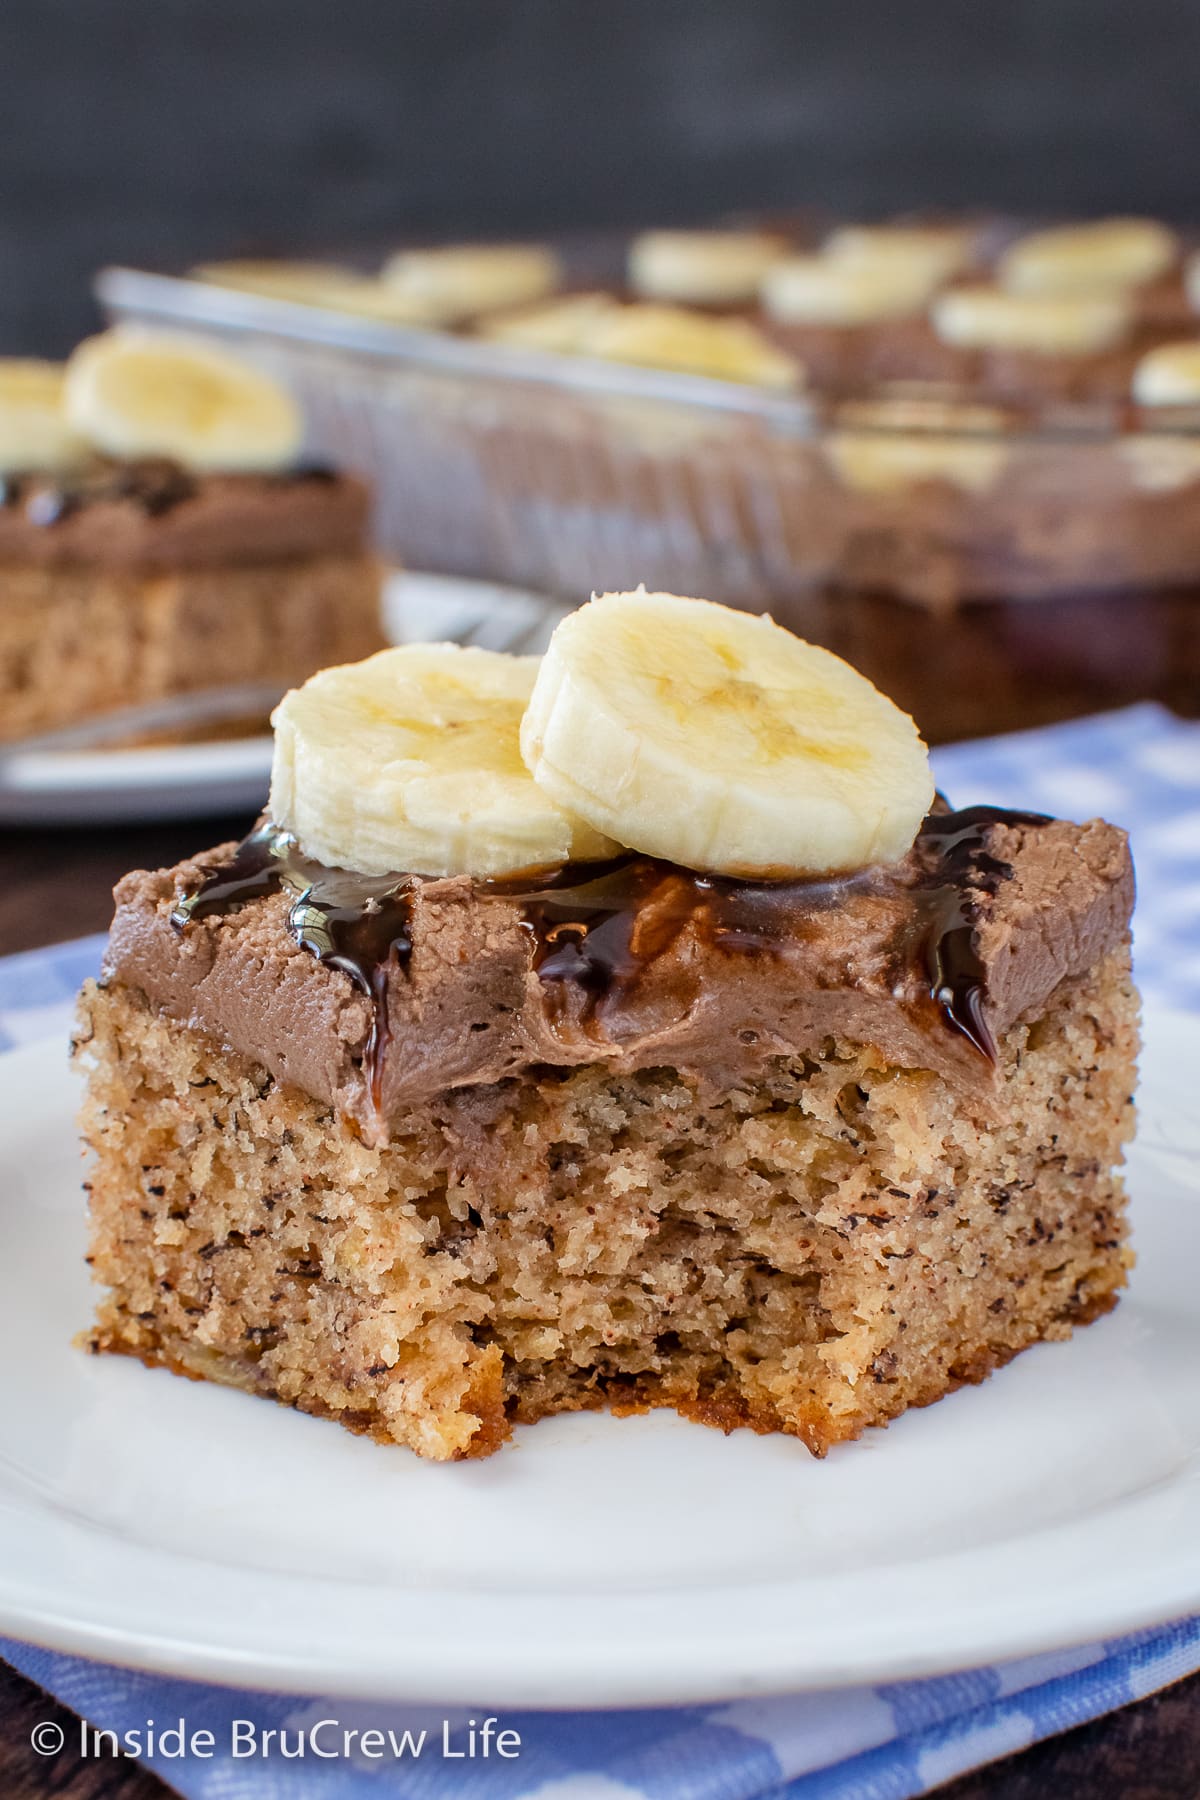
left=75, top=944, right=1137, bottom=1462
left=0, top=553, right=384, bottom=743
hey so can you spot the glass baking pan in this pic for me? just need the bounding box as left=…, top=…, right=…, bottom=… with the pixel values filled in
left=96, top=263, right=1200, bottom=743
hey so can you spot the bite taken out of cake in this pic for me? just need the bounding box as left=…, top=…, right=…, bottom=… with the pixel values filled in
left=74, top=590, right=1138, bottom=1460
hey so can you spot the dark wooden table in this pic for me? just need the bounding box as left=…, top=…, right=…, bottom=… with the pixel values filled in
left=2, top=817, right=1198, bottom=1799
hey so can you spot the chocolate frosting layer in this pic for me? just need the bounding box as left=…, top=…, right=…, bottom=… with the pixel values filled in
left=104, top=810, right=1134, bottom=1146
left=0, top=461, right=370, bottom=568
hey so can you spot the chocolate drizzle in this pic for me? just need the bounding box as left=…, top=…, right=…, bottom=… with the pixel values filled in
left=284, top=461, right=339, bottom=485
left=171, top=822, right=414, bottom=1113
left=170, top=802, right=1051, bottom=1103
left=483, top=858, right=860, bottom=1031
left=908, top=803, right=1049, bottom=1058
left=2, top=458, right=199, bottom=523
left=0, top=457, right=340, bottom=525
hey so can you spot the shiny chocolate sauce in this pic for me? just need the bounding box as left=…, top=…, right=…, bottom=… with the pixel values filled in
left=482, top=804, right=1047, bottom=1057
left=171, top=803, right=1050, bottom=1097
left=907, top=803, right=1048, bottom=1058
left=480, top=857, right=856, bottom=1027
left=171, top=822, right=415, bottom=1112
left=0, top=458, right=340, bottom=525
left=2, top=458, right=198, bottom=524
left=284, top=462, right=339, bottom=485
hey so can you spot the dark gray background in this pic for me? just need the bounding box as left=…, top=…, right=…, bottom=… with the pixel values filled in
left=4, top=0, right=1200, bottom=354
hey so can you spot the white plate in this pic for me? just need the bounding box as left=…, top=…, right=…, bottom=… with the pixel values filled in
left=0, top=1006, right=1197, bottom=1706
left=0, top=572, right=563, bottom=826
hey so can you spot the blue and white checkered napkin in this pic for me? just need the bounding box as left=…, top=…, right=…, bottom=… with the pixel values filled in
left=2, top=702, right=1199, bottom=1799
left=0, top=1622, right=1198, bottom=1799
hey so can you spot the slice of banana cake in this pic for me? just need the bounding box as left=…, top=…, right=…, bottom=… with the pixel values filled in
left=75, top=592, right=1138, bottom=1461
left=1, top=333, right=383, bottom=745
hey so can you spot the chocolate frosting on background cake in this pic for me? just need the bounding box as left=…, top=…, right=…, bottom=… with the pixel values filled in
left=104, top=810, right=1134, bottom=1145
left=0, top=461, right=370, bottom=567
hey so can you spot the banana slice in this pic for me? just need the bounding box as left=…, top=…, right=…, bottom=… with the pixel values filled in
left=1117, top=434, right=1200, bottom=491
left=270, top=644, right=618, bottom=878
left=762, top=254, right=940, bottom=326
left=931, top=285, right=1131, bottom=354
left=829, top=398, right=1010, bottom=494
left=828, top=432, right=1008, bottom=495
left=999, top=218, right=1178, bottom=295
left=824, top=224, right=976, bottom=287
left=64, top=329, right=302, bottom=472
left=478, top=292, right=621, bottom=353
left=0, top=359, right=88, bottom=474
left=1184, top=251, right=1200, bottom=314
left=1132, top=341, right=1200, bottom=404
left=628, top=230, right=790, bottom=305
left=301, top=277, right=445, bottom=325
left=193, top=260, right=359, bottom=299
left=194, top=261, right=442, bottom=325
left=521, top=591, right=933, bottom=878
left=582, top=304, right=800, bottom=388
left=380, top=244, right=562, bottom=324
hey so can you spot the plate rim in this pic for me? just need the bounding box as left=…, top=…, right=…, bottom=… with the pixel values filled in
left=2, top=1583, right=1200, bottom=1708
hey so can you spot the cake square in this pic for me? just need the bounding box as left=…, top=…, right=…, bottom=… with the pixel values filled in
left=0, top=462, right=383, bottom=743
left=75, top=594, right=1138, bottom=1460
left=76, top=802, right=1136, bottom=1461
left=0, top=337, right=384, bottom=745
